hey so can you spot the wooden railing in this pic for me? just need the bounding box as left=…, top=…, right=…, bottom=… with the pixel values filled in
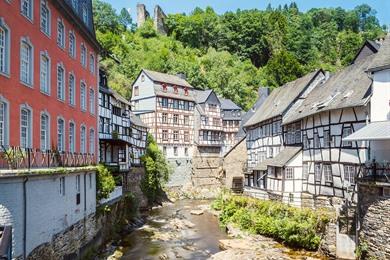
left=0, top=147, right=95, bottom=171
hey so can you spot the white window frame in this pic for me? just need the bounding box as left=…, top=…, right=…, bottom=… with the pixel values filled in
left=40, top=0, right=51, bottom=36
left=69, top=121, right=75, bottom=153
left=82, top=5, right=88, bottom=23
left=323, top=164, right=333, bottom=182
left=57, top=63, right=65, bottom=101
left=20, top=104, right=33, bottom=148
left=69, top=31, right=76, bottom=58
left=314, top=163, right=321, bottom=182
left=40, top=51, right=51, bottom=95
left=344, top=165, right=356, bottom=185
left=80, top=81, right=86, bottom=111
left=0, top=18, right=11, bottom=76
left=57, top=117, right=65, bottom=152
left=21, top=0, right=33, bottom=21
left=89, top=128, right=95, bottom=154
left=80, top=125, right=86, bottom=154
left=89, top=53, right=95, bottom=74
left=285, top=167, right=294, bottom=179
left=89, top=88, right=95, bottom=115
left=0, top=96, right=10, bottom=149
left=303, top=162, right=309, bottom=179
left=59, top=177, right=65, bottom=196
left=20, top=37, right=34, bottom=87
left=342, top=127, right=353, bottom=147
left=57, top=19, right=65, bottom=49
left=69, top=72, right=76, bottom=106
left=40, top=111, right=50, bottom=151
left=80, top=43, right=86, bottom=67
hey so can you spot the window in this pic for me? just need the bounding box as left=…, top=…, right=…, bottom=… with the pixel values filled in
left=57, top=118, right=65, bottom=151
left=323, top=164, right=332, bottom=182
left=173, top=130, right=179, bottom=141
left=162, top=113, right=167, bottom=124
left=0, top=22, right=10, bottom=75
left=285, top=167, right=294, bottom=179
left=57, top=64, right=65, bottom=101
left=40, top=53, right=50, bottom=94
left=173, top=114, right=178, bottom=124
left=40, top=113, right=49, bottom=151
left=76, top=175, right=81, bottom=204
left=162, top=84, right=167, bottom=92
left=89, top=54, right=95, bottom=73
left=82, top=5, right=88, bottom=23
left=314, top=163, right=321, bottom=182
left=174, top=86, right=178, bottom=94
left=89, top=173, right=92, bottom=189
left=69, top=122, right=75, bottom=153
left=80, top=82, right=86, bottom=111
left=303, top=163, right=309, bottom=179
left=59, top=177, right=65, bottom=196
left=344, top=165, right=355, bottom=184
left=184, top=88, right=188, bottom=96
left=323, top=130, right=331, bottom=148
left=141, top=75, right=145, bottom=82
left=342, top=127, right=352, bottom=147
left=184, top=131, right=189, bottom=142
left=21, top=0, right=33, bottom=20
left=269, top=147, right=273, bottom=158
left=80, top=126, right=86, bottom=153
left=20, top=107, right=32, bottom=148
left=162, top=130, right=168, bottom=141
left=134, top=86, right=139, bottom=96
left=289, top=193, right=294, bottom=203
left=314, top=133, right=320, bottom=148
left=57, top=20, right=65, bottom=48
left=161, top=98, right=168, bottom=108
left=20, top=39, right=33, bottom=86
left=40, top=1, right=50, bottom=35
left=69, top=31, right=76, bottom=58
left=71, top=0, right=77, bottom=9
left=89, top=88, right=95, bottom=114
left=0, top=101, right=8, bottom=148
left=184, top=115, right=189, bottom=125
left=80, top=43, right=86, bottom=67
left=89, top=128, right=95, bottom=154
left=69, top=73, right=75, bottom=106
left=173, top=147, right=178, bottom=156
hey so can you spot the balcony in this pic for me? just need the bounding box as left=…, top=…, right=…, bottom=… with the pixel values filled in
left=360, top=160, right=390, bottom=183
left=198, top=139, right=224, bottom=146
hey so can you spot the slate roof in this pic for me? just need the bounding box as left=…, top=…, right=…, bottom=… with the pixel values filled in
left=112, top=90, right=131, bottom=106
left=253, top=147, right=302, bottom=171
left=343, top=121, right=390, bottom=141
left=220, top=98, right=242, bottom=110
left=143, top=69, right=193, bottom=88
left=367, top=35, right=390, bottom=72
left=130, top=112, right=148, bottom=129
left=283, top=55, right=375, bottom=125
left=194, top=89, right=213, bottom=104
left=244, top=70, right=321, bottom=127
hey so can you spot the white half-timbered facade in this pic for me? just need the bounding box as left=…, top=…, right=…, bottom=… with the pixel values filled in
left=131, top=69, right=196, bottom=159
left=220, top=98, right=242, bottom=154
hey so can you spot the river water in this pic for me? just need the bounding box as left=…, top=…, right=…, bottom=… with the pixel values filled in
left=118, top=200, right=227, bottom=259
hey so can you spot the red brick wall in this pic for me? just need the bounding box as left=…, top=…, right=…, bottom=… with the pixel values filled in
left=0, top=0, right=98, bottom=160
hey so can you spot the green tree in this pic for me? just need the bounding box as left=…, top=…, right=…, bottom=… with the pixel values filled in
left=141, top=134, right=171, bottom=204
left=92, top=0, right=121, bottom=33
left=119, top=8, right=134, bottom=30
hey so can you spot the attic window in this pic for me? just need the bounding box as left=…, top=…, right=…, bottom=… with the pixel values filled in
left=174, top=86, right=178, bottom=94
left=134, top=86, right=139, bottom=96
left=184, top=88, right=189, bottom=96
left=162, top=84, right=167, bottom=92
left=141, top=75, right=145, bottom=82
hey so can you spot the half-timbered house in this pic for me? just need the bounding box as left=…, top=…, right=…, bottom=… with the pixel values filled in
left=243, top=70, right=326, bottom=205
left=129, top=111, right=148, bottom=166
left=220, top=98, right=242, bottom=154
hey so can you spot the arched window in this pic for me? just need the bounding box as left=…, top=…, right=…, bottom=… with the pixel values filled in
left=0, top=97, right=9, bottom=148
left=20, top=38, right=33, bottom=86
left=69, top=73, right=75, bottom=106
left=57, top=19, right=65, bottom=48
left=0, top=19, right=10, bottom=75
left=21, top=0, right=33, bottom=20
left=80, top=125, right=86, bottom=153
left=69, top=121, right=75, bottom=153
left=80, top=81, right=86, bottom=111
left=89, top=128, right=95, bottom=154
left=69, top=31, right=76, bottom=58
left=20, top=106, right=32, bottom=148
left=40, top=112, right=50, bottom=151
left=57, top=63, right=65, bottom=101
left=40, top=0, right=51, bottom=35
left=57, top=118, right=65, bottom=151
left=40, top=51, right=50, bottom=94
left=89, top=88, right=95, bottom=114
left=80, top=43, right=86, bottom=67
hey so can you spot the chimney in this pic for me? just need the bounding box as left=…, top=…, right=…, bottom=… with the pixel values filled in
left=176, top=72, right=186, bottom=80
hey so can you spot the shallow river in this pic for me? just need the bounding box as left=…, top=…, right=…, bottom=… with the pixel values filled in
left=118, top=200, right=227, bottom=259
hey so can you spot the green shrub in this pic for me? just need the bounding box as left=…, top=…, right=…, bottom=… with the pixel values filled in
left=96, top=164, right=116, bottom=200
left=213, top=192, right=333, bottom=250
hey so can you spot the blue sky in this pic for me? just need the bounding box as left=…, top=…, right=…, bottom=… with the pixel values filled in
left=104, top=0, right=390, bottom=27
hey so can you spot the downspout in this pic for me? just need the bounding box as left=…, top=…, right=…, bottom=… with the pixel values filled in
left=22, top=176, right=28, bottom=259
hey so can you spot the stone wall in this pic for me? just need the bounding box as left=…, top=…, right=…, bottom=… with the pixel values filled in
left=136, top=3, right=149, bottom=28
left=154, top=5, right=167, bottom=34
left=166, top=159, right=192, bottom=187
left=222, top=138, right=247, bottom=190
left=358, top=182, right=390, bottom=259
left=192, top=147, right=224, bottom=188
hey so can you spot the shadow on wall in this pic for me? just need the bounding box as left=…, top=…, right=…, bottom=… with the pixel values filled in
left=0, top=204, right=14, bottom=259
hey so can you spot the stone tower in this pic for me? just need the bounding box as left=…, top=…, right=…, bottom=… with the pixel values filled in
left=136, top=3, right=149, bottom=28
left=153, top=5, right=167, bottom=35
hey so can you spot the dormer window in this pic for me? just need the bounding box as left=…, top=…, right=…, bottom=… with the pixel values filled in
left=162, top=84, right=167, bottom=92
left=174, top=86, right=178, bottom=94
left=184, top=88, right=189, bottom=96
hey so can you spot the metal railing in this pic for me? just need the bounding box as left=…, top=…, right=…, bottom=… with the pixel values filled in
left=0, top=147, right=95, bottom=171
left=360, top=160, right=390, bottom=182
left=0, top=226, right=12, bottom=260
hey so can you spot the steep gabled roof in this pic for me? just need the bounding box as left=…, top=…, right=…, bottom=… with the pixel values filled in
left=143, top=69, right=193, bottom=88
left=194, top=89, right=213, bottom=104
left=283, top=55, right=375, bottom=125
left=367, top=35, right=390, bottom=72
left=130, top=112, right=148, bottom=129
left=244, top=70, right=321, bottom=127
left=111, top=90, right=131, bottom=106
left=220, top=98, right=242, bottom=110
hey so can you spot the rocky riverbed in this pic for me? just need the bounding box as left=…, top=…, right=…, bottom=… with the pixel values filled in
left=102, top=199, right=326, bottom=260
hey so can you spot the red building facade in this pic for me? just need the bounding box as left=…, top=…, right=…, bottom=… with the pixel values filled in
left=0, top=0, right=100, bottom=162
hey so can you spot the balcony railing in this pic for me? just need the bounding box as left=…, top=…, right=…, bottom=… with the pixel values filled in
left=360, top=160, right=390, bottom=182
left=0, top=147, right=95, bottom=171
left=0, top=226, right=12, bottom=260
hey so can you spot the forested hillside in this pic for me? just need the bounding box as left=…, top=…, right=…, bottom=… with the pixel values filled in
left=93, top=0, right=386, bottom=110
